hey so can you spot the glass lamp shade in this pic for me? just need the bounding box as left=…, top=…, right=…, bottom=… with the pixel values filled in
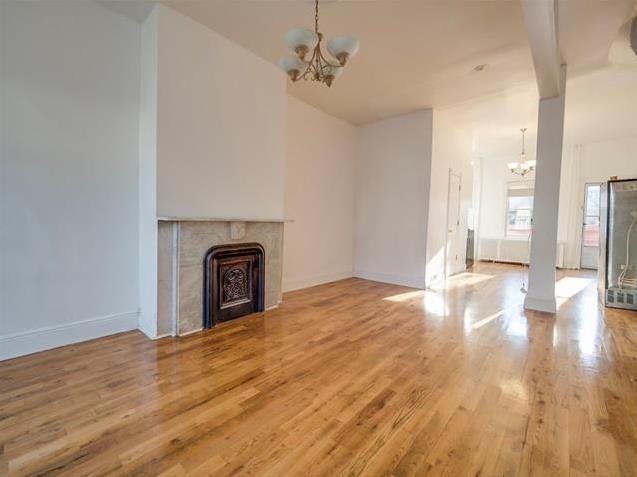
left=327, top=36, right=360, bottom=65
left=524, top=159, right=537, bottom=170
left=278, top=56, right=307, bottom=80
left=507, top=162, right=520, bottom=171
left=283, top=28, right=319, bottom=58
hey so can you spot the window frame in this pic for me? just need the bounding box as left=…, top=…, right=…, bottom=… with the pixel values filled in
left=505, top=180, right=535, bottom=239
left=581, top=182, right=601, bottom=249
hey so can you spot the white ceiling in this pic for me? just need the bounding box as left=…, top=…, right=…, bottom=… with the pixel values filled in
left=443, top=65, right=637, bottom=161
left=163, top=0, right=534, bottom=125
left=99, top=0, right=637, bottom=143
left=153, top=0, right=635, bottom=125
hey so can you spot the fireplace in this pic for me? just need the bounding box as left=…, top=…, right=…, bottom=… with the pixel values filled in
left=203, top=243, right=265, bottom=328
left=157, top=220, right=283, bottom=335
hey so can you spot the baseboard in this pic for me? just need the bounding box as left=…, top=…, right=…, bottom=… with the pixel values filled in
left=523, top=295, right=557, bottom=313
left=0, top=311, right=139, bottom=361
left=137, top=311, right=157, bottom=339
left=283, top=270, right=353, bottom=292
left=353, top=270, right=425, bottom=289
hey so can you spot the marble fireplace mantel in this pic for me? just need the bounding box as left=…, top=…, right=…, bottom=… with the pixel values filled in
left=157, top=218, right=285, bottom=336
left=158, top=216, right=292, bottom=223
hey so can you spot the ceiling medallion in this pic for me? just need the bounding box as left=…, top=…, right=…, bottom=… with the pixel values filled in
left=507, top=128, right=536, bottom=177
left=278, top=0, right=360, bottom=87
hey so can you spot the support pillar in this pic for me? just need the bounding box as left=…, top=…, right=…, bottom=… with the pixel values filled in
left=524, top=65, right=567, bottom=313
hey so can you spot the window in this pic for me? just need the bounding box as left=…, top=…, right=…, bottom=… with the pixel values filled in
left=506, top=182, right=534, bottom=238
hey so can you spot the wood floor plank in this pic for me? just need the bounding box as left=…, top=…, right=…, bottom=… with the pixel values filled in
left=1, top=263, right=636, bottom=476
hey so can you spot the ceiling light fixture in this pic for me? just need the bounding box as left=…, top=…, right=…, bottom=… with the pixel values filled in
left=507, top=128, right=536, bottom=176
left=278, top=0, right=360, bottom=87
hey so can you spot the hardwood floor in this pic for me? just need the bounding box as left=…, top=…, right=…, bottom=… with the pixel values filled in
left=1, top=263, right=636, bottom=476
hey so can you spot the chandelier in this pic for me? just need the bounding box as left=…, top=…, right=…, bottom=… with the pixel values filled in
left=507, top=128, right=536, bottom=177
left=278, top=0, right=360, bottom=87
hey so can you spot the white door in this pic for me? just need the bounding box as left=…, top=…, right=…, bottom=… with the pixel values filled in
left=446, top=172, right=462, bottom=278
left=581, top=183, right=601, bottom=269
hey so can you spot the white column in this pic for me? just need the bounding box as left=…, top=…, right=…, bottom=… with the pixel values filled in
left=524, top=65, right=567, bottom=313
left=138, top=6, right=160, bottom=338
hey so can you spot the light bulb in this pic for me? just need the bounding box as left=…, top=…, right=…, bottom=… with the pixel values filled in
left=327, top=36, right=360, bottom=65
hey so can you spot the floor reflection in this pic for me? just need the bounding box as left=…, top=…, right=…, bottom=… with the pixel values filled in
left=469, top=309, right=505, bottom=330
left=555, top=276, right=595, bottom=308
left=383, top=265, right=606, bottom=364
left=383, top=289, right=449, bottom=317
left=429, top=272, right=494, bottom=291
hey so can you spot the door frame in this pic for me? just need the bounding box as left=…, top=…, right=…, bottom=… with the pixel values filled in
left=580, top=181, right=602, bottom=269
left=444, top=169, right=462, bottom=280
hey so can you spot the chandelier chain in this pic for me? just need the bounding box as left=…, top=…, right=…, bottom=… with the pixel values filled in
left=315, top=0, right=319, bottom=33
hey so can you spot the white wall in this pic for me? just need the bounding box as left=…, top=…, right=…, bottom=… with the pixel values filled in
left=426, top=110, right=474, bottom=285
left=0, top=1, right=141, bottom=359
left=155, top=5, right=286, bottom=220
left=476, top=135, right=637, bottom=268
left=477, top=157, right=536, bottom=241
left=354, top=110, right=433, bottom=288
left=579, top=136, right=637, bottom=179
left=561, top=136, right=637, bottom=268
left=283, top=96, right=357, bottom=291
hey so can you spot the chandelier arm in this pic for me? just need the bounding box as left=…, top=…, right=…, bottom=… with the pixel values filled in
left=316, top=47, right=341, bottom=69
left=315, top=48, right=323, bottom=77
left=299, top=44, right=321, bottom=80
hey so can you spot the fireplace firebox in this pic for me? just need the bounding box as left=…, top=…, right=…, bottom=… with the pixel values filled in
left=203, top=243, right=265, bottom=328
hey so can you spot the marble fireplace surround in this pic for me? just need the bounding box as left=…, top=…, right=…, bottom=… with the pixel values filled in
left=157, top=218, right=285, bottom=336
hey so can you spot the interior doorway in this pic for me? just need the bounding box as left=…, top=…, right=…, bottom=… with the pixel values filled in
left=581, top=182, right=601, bottom=270
left=445, top=170, right=462, bottom=278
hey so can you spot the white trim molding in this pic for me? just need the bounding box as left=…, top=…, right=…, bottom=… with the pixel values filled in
left=137, top=312, right=159, bottom=339
left=0, top=311, right=139, bottom=361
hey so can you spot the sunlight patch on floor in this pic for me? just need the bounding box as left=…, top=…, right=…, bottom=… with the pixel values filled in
left=383, top=289, right=448, bottom=316
left=555, top=276, right=594, bottom=308
left=506, top=313, right=528, bottom=339
left=383, top=290, right=424, bottom=303
left=469, top=309, right=506, bottom=330
left=429, top=272, right=494, bottom=291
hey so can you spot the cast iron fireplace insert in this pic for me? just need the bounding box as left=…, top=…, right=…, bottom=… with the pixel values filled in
left=203, top=243, right=265, bottom=328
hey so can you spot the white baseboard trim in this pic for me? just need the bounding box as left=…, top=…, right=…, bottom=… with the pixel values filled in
left=0, top=311, right=139, bottom=361
left=283, top=271, right=353, bottom=292
left=137, top=311, right=157, bottom=339
left=353, top=270, right=425, bottom=289
left=524, top=295, right=557, bottom=313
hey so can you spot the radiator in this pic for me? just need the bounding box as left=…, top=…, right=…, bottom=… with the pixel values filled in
left=478, top=238, right=564, bottom=268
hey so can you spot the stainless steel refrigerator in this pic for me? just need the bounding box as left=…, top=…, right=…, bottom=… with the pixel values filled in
left=599, top=179, right=637, bottom=310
